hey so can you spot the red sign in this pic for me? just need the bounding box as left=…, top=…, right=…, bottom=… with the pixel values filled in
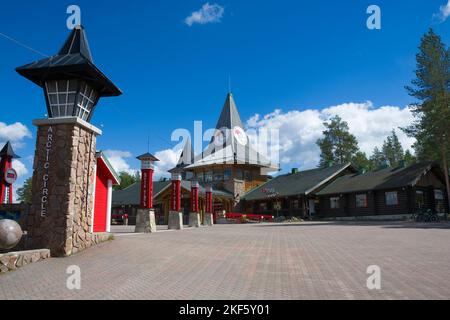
left=140, top=169, right=154, bottom=209
left=5, top=168, right=17, bottom=185
left=191, top=185, right=199, bottom=213
left=171, top=179, right=181, bottom=212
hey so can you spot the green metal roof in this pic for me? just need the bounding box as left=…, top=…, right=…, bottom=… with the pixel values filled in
left=316, top=162, right=439, bottom=196
left=112, top=181, right=233, bottom=206
left=241, top=163, right=354, bottom=201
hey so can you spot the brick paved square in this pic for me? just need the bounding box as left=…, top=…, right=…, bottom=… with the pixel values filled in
left=1, top=222, right=450, bottom=300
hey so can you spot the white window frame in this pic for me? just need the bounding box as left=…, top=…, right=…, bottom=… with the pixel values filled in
left=330, top=197, right=340, bottom=209
left=385, top=191, right=399, bottom=206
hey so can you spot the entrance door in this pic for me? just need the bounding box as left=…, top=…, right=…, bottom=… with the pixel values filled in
left=309, top=199, right=316, bottom=216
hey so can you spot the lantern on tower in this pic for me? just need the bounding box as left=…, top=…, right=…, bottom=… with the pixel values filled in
left=137, top=153, right=159, bottom=209
left=16, top=25, right=121, bottom=122
left=0, top=142, right=20, bottom=204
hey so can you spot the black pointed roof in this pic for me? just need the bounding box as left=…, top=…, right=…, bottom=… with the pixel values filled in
left=137, top=153, right=159, bottom=161
left=58, top=25, right=93, bottom=61
left=215, top=93, right=244, bottom=130
left=0, top=142, right=20, bottom=159
left=185, top=93, right=279, bottom=171
left=16, top=25, right=121, bottom=97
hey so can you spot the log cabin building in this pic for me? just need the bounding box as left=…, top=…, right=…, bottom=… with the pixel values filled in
left=240, top=163, right=357, bottom=218
left=316, top=162, right=449, bottom=219
left=241, top=161, right=449, bottom=219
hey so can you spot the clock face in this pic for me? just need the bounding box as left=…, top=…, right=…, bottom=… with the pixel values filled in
left=233, top=126, right=248, bottom=146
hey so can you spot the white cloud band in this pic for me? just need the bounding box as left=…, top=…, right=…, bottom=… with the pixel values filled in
left=185, top=3, right=225, bottom=26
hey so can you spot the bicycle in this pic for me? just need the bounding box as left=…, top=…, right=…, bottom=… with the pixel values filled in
left=411, top=209, right=440, bottom=223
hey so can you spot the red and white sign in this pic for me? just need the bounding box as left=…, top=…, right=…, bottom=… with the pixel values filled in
left=171, top=173, right=182, bottom=212
left=205, top=186, right=213, bottom=214
left=5, top=168, right=17, bottom=185
left=190, top=181, right=199, bottom=213
left=233, top=126, right=248, bottom=146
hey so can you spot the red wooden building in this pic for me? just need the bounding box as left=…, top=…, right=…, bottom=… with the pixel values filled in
left=92, top=152, right=120, bottom=233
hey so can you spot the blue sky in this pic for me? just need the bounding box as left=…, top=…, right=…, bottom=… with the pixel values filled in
left=1, top=1, right=449, bottom=197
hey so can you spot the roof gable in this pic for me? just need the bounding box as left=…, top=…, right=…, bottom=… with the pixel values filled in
left=316, top=162, right=438, bottom=196
left=242, top=163, right=353, bottom=201
left=96, top=152, right=121, bottom=185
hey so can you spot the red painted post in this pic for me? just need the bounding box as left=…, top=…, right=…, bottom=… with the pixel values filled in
left=0, top=158, right=10, bottom=203
left=0, top=142, right=18, bottom=204
left=171, top=172, right=182, bottom=212
left=140, top=168, right=154, bottom=209
left=137, top=153, right=159, bottom=209
left=205, top=186, right=213, bottom=214
left=7, top=160, right=12, bottom=204
left=190, top=180, right=199, bottom=213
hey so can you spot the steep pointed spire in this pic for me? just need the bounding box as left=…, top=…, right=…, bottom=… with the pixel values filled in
left=215, top=93, right=244, bottom=130
left=58, top=25, right=93, bottom=62
left=177, top=138, right=195, bottom=167
left=0, top=142, right=20, bottom=159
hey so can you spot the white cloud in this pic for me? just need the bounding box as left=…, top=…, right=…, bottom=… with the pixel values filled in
left=185, top=3, right=225, bottom=26
left=153, top=148, right=182, bottom=180
left=103, top=150, right=136, bottom=175
left=12, top=159, right=29, bottom=177
left=0, top=122, right=32, bottom=149
left=246, top=102, right=415, bottom=171
left=10, top=160, right=29, bottom=203
left=103, top=148, right=182, bottom=180
left=434, top=0, right=450, bottom=22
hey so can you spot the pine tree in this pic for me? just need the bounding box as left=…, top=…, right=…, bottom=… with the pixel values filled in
left=317, top=115, right=359, bottom=167
left=382, top=130, right=405, bottom=167
left=17, top=177, right=33, bottom=204
left=113, top=171, right=140, bottom=191
left=403, top=28, right=450, bottom=215
left=352, top=151, right=371, bottom=172
left=369, top=147, right=385, bottom=170
left=404, top=150, right=417, bottom=166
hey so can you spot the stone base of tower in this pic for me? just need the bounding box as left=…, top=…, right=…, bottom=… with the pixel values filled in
left=135, top=209, right=157, bottom=233
left=189, top=213, right=201, bottom=228
left=27, top=118, right=103, bottom=257
left=204, top=213, right=214, bottom=227
left=168, top=211, right=183, bottom=230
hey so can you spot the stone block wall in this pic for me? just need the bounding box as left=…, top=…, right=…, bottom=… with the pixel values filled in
left=0, top=249, right=50, bottom=273
left=224, top=179, right=245, bottom=211
left=27, top=119, right=103, bottom=257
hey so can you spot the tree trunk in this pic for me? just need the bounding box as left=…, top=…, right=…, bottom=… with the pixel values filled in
left=442, top=150, right=450, bottom=221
